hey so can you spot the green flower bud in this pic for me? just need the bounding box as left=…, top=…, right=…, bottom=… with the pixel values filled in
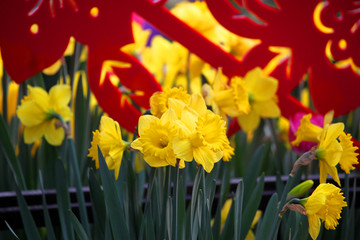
left=287, top=180, right=314, bottom=201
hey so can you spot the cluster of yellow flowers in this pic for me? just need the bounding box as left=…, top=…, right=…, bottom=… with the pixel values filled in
left=87, top=87, right=234, bottom=177
left=203, top=67, right=281, bottom=133
left=132, top=87, right=233, bottom=173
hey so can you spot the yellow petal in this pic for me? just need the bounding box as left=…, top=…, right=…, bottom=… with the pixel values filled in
left=24, top=124, right=47, bottom=144
left=44, top=119, right=66, bottom=146
left=28, top=86, right=50, bottom=111
left=307, top=215, right=321, bottom=240
left=320, top=123, right=344, bottom=148
left=193, top=146, right=219, bottom=172
left=324, top=110, right=334, bottom=126
left=339, top=132, right=359, bottom=174
left=188, top=93, right=207, bottom=115
left=160, top=108, right=178, bottom=124
left=181, top=107, right=198, bottom=132
left=168, top=98, right=186, bottom=119
left=88, top=130, right=101, bottom=168
left=138, top=115, right=158, bottom=136
left=252, top=100, right=280, bottom=118
left=237, top=110, right=260, bottom=133
left=17, top=101, right=45, bottom=127
left=49, top=84, right=71, bottom=109
left=244, top=67, right=278, bottom=101
left=131, top=138, right=143, bottom=151
left=144, top=155, right=170, bottom=167
left=172, top=138, right=193, bottom=162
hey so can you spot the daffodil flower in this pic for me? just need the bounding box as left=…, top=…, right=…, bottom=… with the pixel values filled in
left=315, top=123, right=344, bottom=185
left=171, top=93, right=232, bottom=172
left=88, top=116, right=128, bottom=179
left=150, top=87, right=190, bottom=118
left=237, top=67, right=281, bottom=133
left=131, top=108, right=184, bottom=168
left=301, top=183, right=347, bottom=240
left=17, top=84, right=72, bottom=146
left=291, top=111, right=359, bottom=180
left=202, top=68, right=250, bottom=121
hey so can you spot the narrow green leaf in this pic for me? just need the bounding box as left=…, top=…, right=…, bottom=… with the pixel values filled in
left=241, top=173, right=265, bottom=240
left=5, top=221, right=20, bottom=239
left=234, top=180, right=244, bottom=240
left=14, top=183, right=41, bottom=240
left=68, top=138, right=90, bottom=236
left=191, top=166, right=203, bottom=233
left=220, top=200, right=235, bottom=240
left=145, top=207, right=156, bottom=240
left=98, top=146, right=129, bottom=239
left=39, top=171, right=56, bottom=240
left=89, top=170, right=106, bottom=235
left=172, top=165, right=180, bottom=240
left=243, top=144, right=268, bottom=206
left=69, top=210, right=90, bottom=240
left=178, top=174, right=186, bottom=240
left=257, top=193, right=279, bottom=240
left=55, top=159, right=74, bottom=240
left=0, top=115, right=26, bottom=189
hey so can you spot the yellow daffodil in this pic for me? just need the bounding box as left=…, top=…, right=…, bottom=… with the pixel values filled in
left=202, top=68, right=250, bottom=121
left=150, top=87, right=190, bottom=118
left=131, top=108, right=184, bottom=168
left=237, top=67, right=281, bottom=133
left=290, top=111, right=359, bottom=180
left=338, top=132, right=359, bottom=173
left=291, top=111, right=334, bottom=147
left=315, top=123, right=344, bottom=185
left=302, top=183, right=347, bottom=240
left=172, top=93, right=232, bottom=172
left=88, top=116, right=128, bottom=179
left=291, top=114, right=323, bottom=146
left=17, top=84, right=72, bottom=146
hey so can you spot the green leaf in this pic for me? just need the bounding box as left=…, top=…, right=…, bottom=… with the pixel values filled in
left=98, top=146, right=129, bottom=239
left=257, top=193, right=279, bottom=240
left=5, top=221, right=20, bottom=239
left=241, top=173, right=264, bottom=240
left=73, top=76, right=90, bottom=175
left=69, top=210, right=90, bottom=240
left=14, top=183, right=41, bottom=240
left=89, top=169, right=106, bottom=235
left=0, top=115, right=26, bottom=189
left=191, top=165, right=203, bottom=233
left=39, top=171, right=56, bottom=240
left=243, top=144, right=268, bottom=206
left=220, top=200, right=235, bottom=240
left=234, top=180, right=244, bottom=240
left=55, top=159, right=74, bottom=240
left=68, top=138, right=90, bottom=236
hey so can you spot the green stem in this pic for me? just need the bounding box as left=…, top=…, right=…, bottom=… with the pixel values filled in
left=172, top=161, right=180, bottom=240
